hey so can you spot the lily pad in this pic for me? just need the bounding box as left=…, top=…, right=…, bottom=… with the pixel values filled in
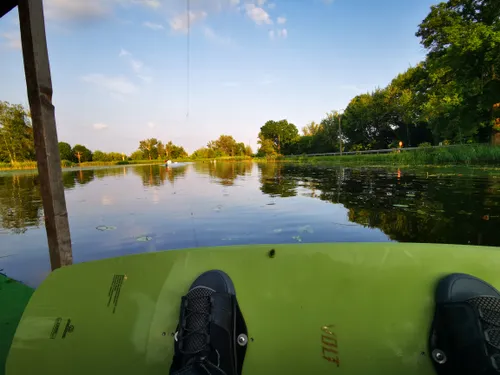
left=292, top=235, right=302, bottom=242
left=392, top=204, right=409, bottom=208
left=96, top=225, right=116, bottom=231
left=273, top=228, right=283, bottom=233
left=136, top=236, right=153, bottom=242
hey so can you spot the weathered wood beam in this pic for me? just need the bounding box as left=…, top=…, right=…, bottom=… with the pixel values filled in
left=18, top=0, right=73, bottom=269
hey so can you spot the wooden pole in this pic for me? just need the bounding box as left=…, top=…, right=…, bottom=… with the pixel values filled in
left=18, top=0, right=73, bottom=269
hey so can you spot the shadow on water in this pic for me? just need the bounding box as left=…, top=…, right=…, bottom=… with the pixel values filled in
left=257, top=163, right=500, bottom=246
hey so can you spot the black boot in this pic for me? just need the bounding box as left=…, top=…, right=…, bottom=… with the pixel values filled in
left=170, top=270, right=248, bottom=375
left=429, top=273, right=500, bottom=375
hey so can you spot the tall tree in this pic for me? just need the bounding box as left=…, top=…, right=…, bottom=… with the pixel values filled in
left=258, top=119, right=299, bottom=154
left=416, top=0, right=500, bottom=142
left=215, top=135, right=238, bottom=156
left=72, top=144, right=92, bottom=163
left=58, top=142, right=73, bottom=161
left=139, top=138, right=159, bottom=160
left=0, top=102, right=34, bottom=163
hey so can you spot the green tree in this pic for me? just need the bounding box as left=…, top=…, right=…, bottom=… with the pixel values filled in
left=157, top=141, right=165, bottom=159
left=170, top=144, right=188, bottom=159
left=244, top=145, right=253, bottom=156
left=92, top=150, right=106, bottom=161
left=257, top=138, right=277, bottom=157
left=302, top=121, right=320, bottom=136
left=215, top=135, right=238, bottom=156
left=139, top=138, right=159, bottom=160
left=0, top=102, right=34, bottom=163
left=416, top=0, right=500, bottom=142
left=72, top=144, right=92, bottom=163
left=58, top=142, right=73, bottom=162
left=130, top=150, right=144, bottom=160
left=258, top=120, right=299, bottom=155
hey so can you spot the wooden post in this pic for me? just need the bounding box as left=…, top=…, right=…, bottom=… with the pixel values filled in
left=17, top=0, right=73, bottom=269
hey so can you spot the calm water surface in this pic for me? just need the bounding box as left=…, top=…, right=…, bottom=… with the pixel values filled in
left=1, top=162, right=500, bottom=286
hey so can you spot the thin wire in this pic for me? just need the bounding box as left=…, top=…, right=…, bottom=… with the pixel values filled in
left=186, top=0, right=190, bottom=118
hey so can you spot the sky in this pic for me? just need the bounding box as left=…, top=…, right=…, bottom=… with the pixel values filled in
left=0, top=0, right=438, bottom=154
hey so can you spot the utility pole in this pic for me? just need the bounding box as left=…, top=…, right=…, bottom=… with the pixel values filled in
left=338, top=110, right=344, bottom=156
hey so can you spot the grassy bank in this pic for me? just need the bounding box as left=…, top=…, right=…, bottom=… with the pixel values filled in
left=286, top=145, right=500, bottom=167
left=0, top=159, right=170, bottom=171
left=0, top=156, right=258, bottom=171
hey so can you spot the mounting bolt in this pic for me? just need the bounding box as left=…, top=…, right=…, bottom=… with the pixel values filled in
left=432, top=349, right=447, bottom=364
left=237, top=334, right=248, bottom=346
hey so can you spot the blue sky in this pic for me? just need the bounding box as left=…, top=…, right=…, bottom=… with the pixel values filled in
left=0, top=0, right=438, bottom=154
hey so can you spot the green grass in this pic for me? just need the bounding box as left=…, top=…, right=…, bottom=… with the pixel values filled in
left=0, top=161, right=38, bottom=171
left=190, top=155, right=253, bottom=162
left=286, top=145, right=500, bottom=167
left=0, top=159, right=167, bottom=171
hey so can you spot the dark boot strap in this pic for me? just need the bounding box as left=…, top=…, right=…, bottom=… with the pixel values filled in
left=430, top=297, right=500, bottom=375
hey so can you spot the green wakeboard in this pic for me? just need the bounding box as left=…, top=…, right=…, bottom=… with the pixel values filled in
left=6, top=243, right=500, bottom=374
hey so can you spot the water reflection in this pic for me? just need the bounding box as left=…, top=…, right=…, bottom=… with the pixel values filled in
left=62, top=167, right=129, bottom=189
left=259, top=163, right=297, bottom=198
left=1, top=163, right=500, bottom=246
left=192, top=161, right=252, bottom=186
left=131, top=164, right=188, bottom=187
left=0, top=173, right=43, bottom=234
left=256, top=164, right=500, bottom=246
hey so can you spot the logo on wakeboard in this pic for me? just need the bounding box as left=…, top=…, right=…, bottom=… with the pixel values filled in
left=321, top=325, right=340, bottom=367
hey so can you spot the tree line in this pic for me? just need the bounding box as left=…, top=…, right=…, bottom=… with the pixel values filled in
left=257, top=0, right=500, bottom=156
left=0, top=102, right=250, bottom=163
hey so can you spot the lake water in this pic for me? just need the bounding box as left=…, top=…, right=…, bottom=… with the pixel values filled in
left=1, top=162, right=500, bottom=287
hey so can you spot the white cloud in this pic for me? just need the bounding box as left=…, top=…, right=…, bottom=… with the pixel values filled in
left=244, top=4, right=272, bottom=25
left=203, top=27, right=232, bottom=45
left=93, top=123, right=109, bottom=130
left=256, top=0, right=267, bottom=5
left=133, top=0, right=161, bottom=8
left=169, top=11, right=207, bottom=32
left=1, top=31, right=21, bottom=50
left=119, top=49, right=152, bottom=82
left=130, top=59, right=144, bottom=73
left=147, top=122, right=156, bottom=128
left=270, top=28, right=287, bottom=39
left=119, top=48, right=131, bottom=57
left=44, top=0, right=163, bottom=21
left=230, top=0, right=240, bottom=4
left=82, top=74, right=137, bottom=95
left=267, top=3, right=276, bottom=9
left=143, top=21, right=164, bottom=30
left=277, top=16, right=286, bottom=24
left=44, top=0, right=109, bottom=21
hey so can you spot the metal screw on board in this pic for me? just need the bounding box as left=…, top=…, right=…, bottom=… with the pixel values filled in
left=432, top=349, right=447, bottom=364
left=237, top=334, right=248, bottom=346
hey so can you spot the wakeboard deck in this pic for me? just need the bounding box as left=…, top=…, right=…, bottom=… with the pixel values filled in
left=6, top=243, right=500, bottom=375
